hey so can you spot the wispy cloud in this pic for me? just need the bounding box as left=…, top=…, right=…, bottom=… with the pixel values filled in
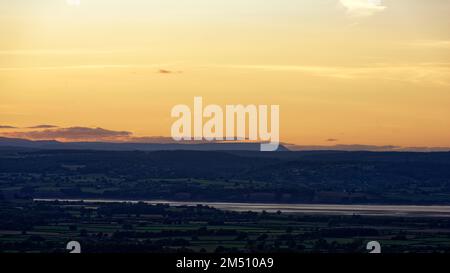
left=0, top=49, right=118, bottom=56
left=1, top=127, right=132, bottom=142
left=158, top=69, right=173, bottom=74
left=158, top=69, right=183, bottom=74
left=206, top=63, right=450, bottom=86
left=339, top=0, right=386, bottom=17
left=408, top=40, right=450, bottom=48
left=27, top=125, right=59, bottom=129
left=0, top=63, right=181, bottom=72
left=0, top=127, right=256, bottom=144
left=0, top=125, right=17, bottom=129
left=0, top=64, right=159, bottom=71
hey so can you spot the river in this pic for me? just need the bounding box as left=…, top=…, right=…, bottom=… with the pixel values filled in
left=33, top=198, right=450, bottom=217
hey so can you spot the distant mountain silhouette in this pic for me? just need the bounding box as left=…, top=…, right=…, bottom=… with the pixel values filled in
left=0, top=137, right=289, bottom=152
left=284, top=143, right=450, bottom=152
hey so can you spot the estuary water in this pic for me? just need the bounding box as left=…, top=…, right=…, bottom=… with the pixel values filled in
left=33, top=198, right=450, bottom=217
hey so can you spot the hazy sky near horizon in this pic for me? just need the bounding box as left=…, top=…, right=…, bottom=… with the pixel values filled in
left=0, top=0, right=449, bottom=146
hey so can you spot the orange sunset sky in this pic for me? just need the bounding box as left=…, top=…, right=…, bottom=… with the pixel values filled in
left=0, top=0, right=449, bottom=147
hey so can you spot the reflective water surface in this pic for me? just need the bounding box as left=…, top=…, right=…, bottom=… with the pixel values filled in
left=34, top=198, right=450, bottom=217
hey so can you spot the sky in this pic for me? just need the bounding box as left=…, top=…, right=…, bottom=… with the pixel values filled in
left=0, top=0, right=449, bottom=147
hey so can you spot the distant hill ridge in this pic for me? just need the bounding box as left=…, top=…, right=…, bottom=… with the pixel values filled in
left=0, top=137, right=289, bottom=152
left=1, top=137, right=449, bottom=152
